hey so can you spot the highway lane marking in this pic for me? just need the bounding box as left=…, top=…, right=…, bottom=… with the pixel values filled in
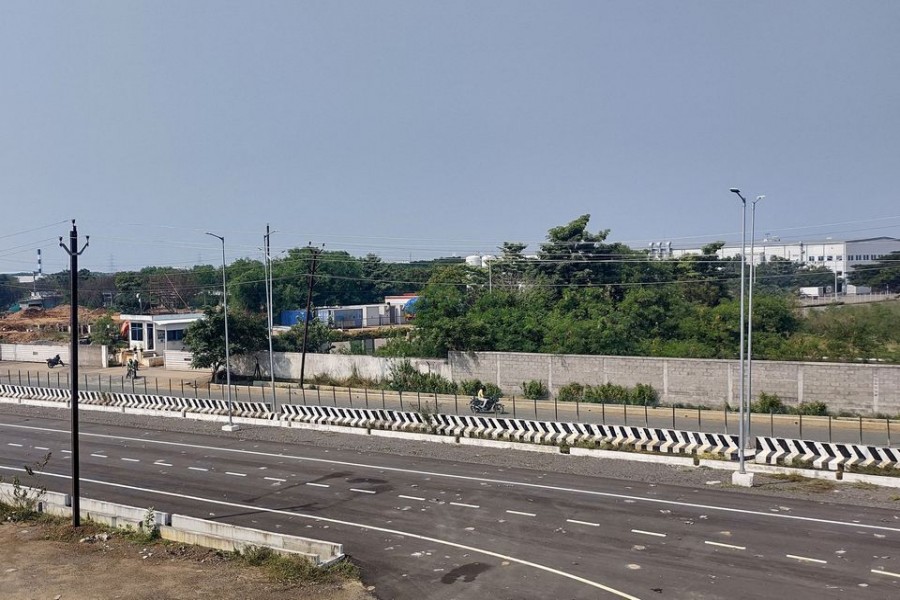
left=305, top=482, right=330, bottom=488
left=871, top=569, right=900, bottom=579
left=60, top=449, right=71, bottom=454
left=632, top=529, right=666, bottom=538
left=5, top=422, right=900, bottom=535
left=90, top=454, right=108, bottom=458
left=154, top=461, right=173, bottom=467
left=0, top=464, right=643, bottom=600
left=450, top=502, right=480, bottom=509
left=351, top=488, right=377, bottom=494
left=226, top=472, right=247, bottom=477
left=7, top=443, right=22, bottom=447
left=506, top=510, right=536, bottom=517
left=188, top=467, right=208, bottom=472
left=786, top=554, right=827, bottom=565
left=264, top=477, right=286, bottom=483
left=567, top=519, right=600, bottom=527
left=704, top=541, right=746, bottom=550
left=34, top=446, right=50, bottom=450
left=398, top=494, right=425, bottom=501
left=121, top=458, right=140, bottom=463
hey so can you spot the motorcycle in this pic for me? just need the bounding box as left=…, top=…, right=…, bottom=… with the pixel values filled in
left=469, top=396, right=504, bottom=415
left=125, top=359, right=139, bottom=380
left=46, top=354, right=64, bottom=368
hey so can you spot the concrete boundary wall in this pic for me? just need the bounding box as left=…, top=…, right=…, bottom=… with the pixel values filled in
left=448, top=351, right=900, bottom=415
left=0, top=483, right=343, bottom=566
left=0, top=343, right=107, bottom=367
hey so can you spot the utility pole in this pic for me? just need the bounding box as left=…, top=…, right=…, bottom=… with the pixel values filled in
left=264, top=226, right=276, bottom=406
left=58, top=220, right=89, bottom=527
left=299, top=246, right=321, bottom=386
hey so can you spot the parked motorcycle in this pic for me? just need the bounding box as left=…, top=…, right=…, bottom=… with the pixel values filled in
left=469, top=396, right=504, bottom=415
left=46, top=354, right=64, bottom=368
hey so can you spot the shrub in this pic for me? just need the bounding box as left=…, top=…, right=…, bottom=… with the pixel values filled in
left=751, top=392, right=788, bottom=414
left=793, top=401, right=828, bottom=416
left=631, top=383, right=660, bottom=406
left=557, top=383, right=585, bottom=403
left=482, top=383, right=503, bottom=399
left=386, top=360, right=457, bottom=394
left=458, top=379, right=484, bottom=396
left=521, top=380, right=548, bottom=400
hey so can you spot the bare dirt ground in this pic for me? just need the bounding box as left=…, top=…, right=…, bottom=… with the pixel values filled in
left=0, top=519, right=374, bottom=600
left=0, top=305, right=110, bottom=344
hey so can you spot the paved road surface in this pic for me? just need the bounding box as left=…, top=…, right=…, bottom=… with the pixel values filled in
left=1, top=409, right=899, bottom=599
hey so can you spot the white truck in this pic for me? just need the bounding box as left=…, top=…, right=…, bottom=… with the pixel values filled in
left=799, top=286, right=828, bottom=298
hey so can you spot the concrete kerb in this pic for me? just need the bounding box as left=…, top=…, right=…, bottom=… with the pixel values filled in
left=0, top=482, right=344, bottom=565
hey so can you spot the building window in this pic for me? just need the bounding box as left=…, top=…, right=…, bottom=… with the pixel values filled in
left=827, top=256, right=833, bottom=261
left=130, top=323, right=143, bottom=342
left=836, top=255, right=842, bottom=261
left=166, top=329, right=185, bottom=342
left=864, top=255, right=870, bottom=260
left=818, top=256, right=824, bottom=261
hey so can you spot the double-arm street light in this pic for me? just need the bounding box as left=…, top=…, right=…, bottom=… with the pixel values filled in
left=728, top=188, right=749, bottom=475
left=206, top=232, right=238, bottom=432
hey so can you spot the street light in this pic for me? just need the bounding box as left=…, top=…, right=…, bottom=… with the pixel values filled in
left=729, top=188, right=748, bottom=476
left=747, top=195, right=765, bottom=451
left=206, top=232, right=238, bottom=432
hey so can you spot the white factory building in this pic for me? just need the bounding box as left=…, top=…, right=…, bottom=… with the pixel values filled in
left=665, top=236, right=900, bottom=276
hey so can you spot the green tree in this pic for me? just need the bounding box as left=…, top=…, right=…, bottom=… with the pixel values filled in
left=89, top=313, right=123, bottom=347
left=849, top=251, right=900, bottom=291
left=272, top=320, right=334, bottom=353
left=183, top=307, right=267, bottom=381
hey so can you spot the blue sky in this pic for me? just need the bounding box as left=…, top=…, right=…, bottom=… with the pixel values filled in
left=1, top=1, right=898, bottom=273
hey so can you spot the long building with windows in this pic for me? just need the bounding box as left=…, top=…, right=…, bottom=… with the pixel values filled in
left=667, top=236, right=900, bottom=276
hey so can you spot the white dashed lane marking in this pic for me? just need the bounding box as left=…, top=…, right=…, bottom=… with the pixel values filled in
left=154, top=461, right=173, bottom=467
left=704, top=541, right=746, bottom=550
left=264, top=477, right=286, bottom=483
left=506, top=510, right=536, bottom=517
left=61, top=450, right=71, bottom=454
left=632, top=529, right=666, bottom=538
left=786, top=554, right=827, bottom=565
left=226, top=472, right=247, bottom=477
left=398, top=495, right=425, bottom=501
left=7, top=443, right=22, bottom=447
left=305, top=482, right=330, bottom=488
left=871, top=569, right=900, bottom=579
left=121, top=458, right=140, bottom=463
left=351, top=488, right=376, bottom=494
left=34, top=446, right=50, bottom=451
left=567, top=519, right=600, bottom=527
left=188, top=467, right=208, bottom=472
left=450, top=502, right=480, bottom=509
left=90, top=454, right=108, bottom=458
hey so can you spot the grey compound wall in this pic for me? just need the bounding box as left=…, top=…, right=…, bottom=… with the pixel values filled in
left=448, top=351, right=900, bottom=415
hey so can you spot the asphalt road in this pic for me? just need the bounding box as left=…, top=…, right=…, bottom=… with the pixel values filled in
left=1, top=410, right=899, bottom=599
left=0, top=362, right=896, bottom=447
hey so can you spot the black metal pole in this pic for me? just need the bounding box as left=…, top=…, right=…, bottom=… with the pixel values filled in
left=59, top=220, right=88, bottom=528
left=299, top=247, right=320, bottom=387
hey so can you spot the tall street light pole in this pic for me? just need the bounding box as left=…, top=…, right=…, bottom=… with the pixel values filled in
left=58, top=220, right=88, bottom=527
left=206, top=232, right=238, bottom=432
left=729, top=188, right=748, bottom=476
left=747, top=195, right=765, bottom=448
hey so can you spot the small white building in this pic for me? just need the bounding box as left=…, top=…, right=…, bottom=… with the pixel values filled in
left=118, top=313, right=204, bottom=358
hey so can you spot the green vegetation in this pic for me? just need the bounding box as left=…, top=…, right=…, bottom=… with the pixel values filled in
left=557, top=382, right=659, bottom=406
left=235, top=545, right=359, bottom=584
left=521, top=379, right=549, bottom=400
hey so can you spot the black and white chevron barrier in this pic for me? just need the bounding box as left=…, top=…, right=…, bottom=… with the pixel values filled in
left=279, top=404, right=426, bottom=430
left=429, top=414, right=741, bottom=458
left=755, top=437, right=900, bottom=470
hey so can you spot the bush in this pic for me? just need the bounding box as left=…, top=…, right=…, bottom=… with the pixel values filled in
left=557, top=383, right=585, bottom=403
left=631, top=383, right=660, bottom=406
left=458, top=379, right=484, bottom=396
left=794, top=401, right=828, bottom=416
left=751, top=392, right=788, bottom=414
left=386, top=360, right=457, bottom=394
left=521, top=380, right=548, bottom=400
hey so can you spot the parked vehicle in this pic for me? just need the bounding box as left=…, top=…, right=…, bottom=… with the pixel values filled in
left=46, top=354, right=64, bottom=368
left=469, top=396, right=504, bottom=415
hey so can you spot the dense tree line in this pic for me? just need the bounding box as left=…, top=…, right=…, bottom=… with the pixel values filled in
left=378, top=215, right=899, bottom=363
